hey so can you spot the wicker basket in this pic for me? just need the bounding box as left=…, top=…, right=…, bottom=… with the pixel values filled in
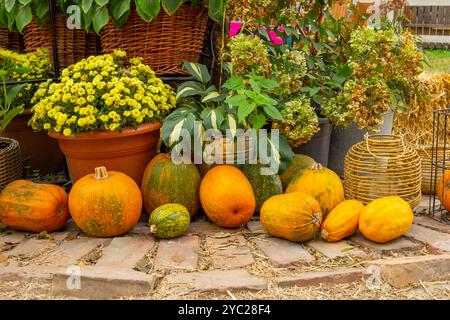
left=0, top=27, right=24, bottom=52
left=100, top=4, right=209, bottom=75
left=417, top=145, right=450, bottom=195
left=23, top=13, right=100, bottom=69
left=344, top=134, right=422, bottom=208
left=0, top=137, right=22, bottom=191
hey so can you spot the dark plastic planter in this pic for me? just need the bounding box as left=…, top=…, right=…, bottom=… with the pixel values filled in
left=328, top=112, right=394, bottom=177
left=294, top=117, right=332, bottom=166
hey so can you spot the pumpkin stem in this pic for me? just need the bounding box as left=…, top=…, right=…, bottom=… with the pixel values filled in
left=94, top=166, right=109, bottom=180
left=150, top=224, right=158, bottom=234
left=312, top=212, right=322, bottom=227
left=311, top=162, right=323, bottom=171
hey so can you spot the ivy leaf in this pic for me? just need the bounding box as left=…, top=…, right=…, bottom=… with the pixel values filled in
left=15, top=5, right=32, bottom=33
left=161, top=0, right=185, bottom=15
left=92, top=5, right=109, bottom=34
left=111, top=0, right=130, bottom=21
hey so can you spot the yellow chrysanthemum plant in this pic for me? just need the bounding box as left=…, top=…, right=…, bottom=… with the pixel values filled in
left=0, top=48, right=52, bottom=109
left=30, top=50, right=176, bottom=137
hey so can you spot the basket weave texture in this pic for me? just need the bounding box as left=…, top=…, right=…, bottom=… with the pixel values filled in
left=100, top=4, right=208, bottom=75
left=23, top=13, right=100, bottom=69
left=0, top=27, right=23, bottom=52
left=417, top=145, right=450, bottom=195
left=344, top=134, right=422, bottom=208
left=0, top=137, right=22, bottom=192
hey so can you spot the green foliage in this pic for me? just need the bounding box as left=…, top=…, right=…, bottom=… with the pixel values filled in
left=57, top=0, right=224, bottom=34
left=227, top=34, right=272, bottom=77
left=0, top=0, right=46, bottom=32
left=0, top=56, right=31, bottom=133
left=273, top=96, right=319, bottom=148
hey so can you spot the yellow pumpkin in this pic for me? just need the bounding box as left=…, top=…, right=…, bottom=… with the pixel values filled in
left=321, top=200, right=365, bottom=242
left=359, top=196, right=414, bottom=243
left=286, top=162, right=344, bottom=217
left=260, top=192, right=322, bottom=242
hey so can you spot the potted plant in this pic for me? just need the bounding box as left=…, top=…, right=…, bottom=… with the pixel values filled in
left=0, top=0, right=100, bottom=68
left=161, top=59, right=294, bottom=175
left=69, top=0, right=225, bottom=75
left=325, top=21, right=424, bottom=175
left=0, top=55, right=30, bottom=190
left=29, top=50, right=176, bottom=185
left=0, top=47, right=64, bottom=175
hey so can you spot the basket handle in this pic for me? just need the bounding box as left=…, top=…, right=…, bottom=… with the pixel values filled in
left=365, top=133, right=407, bottom=160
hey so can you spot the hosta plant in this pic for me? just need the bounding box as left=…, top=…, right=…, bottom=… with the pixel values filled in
left=30, top=50, right=175, bottom=136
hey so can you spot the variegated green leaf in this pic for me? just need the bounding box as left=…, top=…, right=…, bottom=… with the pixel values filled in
left=168, top=119, right=186, bottom=146
left=201, top=91, right=220, bottom=103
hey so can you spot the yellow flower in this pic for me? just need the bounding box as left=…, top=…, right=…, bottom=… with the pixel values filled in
left=43, top=123, right=51, bottom=130
left=63, top=128, right=72, bottom=136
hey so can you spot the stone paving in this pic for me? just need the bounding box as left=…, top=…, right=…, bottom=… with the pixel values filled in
left=1, top=196, right=450, bottom=299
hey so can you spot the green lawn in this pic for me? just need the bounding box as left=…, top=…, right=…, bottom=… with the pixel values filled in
left=423, top=49, right=450, bottom=74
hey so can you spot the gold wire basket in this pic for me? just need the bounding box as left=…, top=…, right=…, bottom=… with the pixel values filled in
left=344, top=134, right=422, bottom=208
left=416, top=145, right=450, bottom=195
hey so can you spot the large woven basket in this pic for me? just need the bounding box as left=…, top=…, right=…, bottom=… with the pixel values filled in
left=0, top=137, right=22, bottom=191
left=344, top=134, right=422, bottom=208
left=100, top=4, right=209, bottom=75
left=23, top=13, right=100, bottom=69
left=417, top=145, right=450, bottom=195
left=0, top=27, right=24, bottom=52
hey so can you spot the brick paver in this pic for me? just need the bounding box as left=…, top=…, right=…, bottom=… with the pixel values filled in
left=349, top=232, right=421, bottom=253
left=165, top=269, right=267, bottom=292
left=276, top=268, right=364, bottom=287
left=154, top=235, right=199, bottom=271
left=52, top=266, right=156, bottom=299
left=187, top=221, right=245, bottom=236
left=42, top=238, right=106, bottom=267
left=6, top=239, right=56, bottom=257
left=307, top=239, right=367, bottom=259
left=206, top=234, right=254, bottom=268
left=96, top=236, right=155, bottom=269
left=406, top=224, right=450, bottom=245
left=254, top=237, right=315, bottom=267
left=366, top=254, right=450, bottom=288
left=0, top=233, right=26, bottom=246
left=414, top=215, right=450, bottom=234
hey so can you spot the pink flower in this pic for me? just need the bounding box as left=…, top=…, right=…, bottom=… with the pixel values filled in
left=277, top=26, right=285, bottom=33
left=268, top=30, right=283, bottom=45
left=259, top=25, right=268, bottom=31
left=230, top=21, right=243, bottom=38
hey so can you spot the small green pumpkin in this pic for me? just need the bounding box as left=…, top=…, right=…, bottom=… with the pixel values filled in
left=242, top=164, right=283, bottom=212
left=149, top=203, right=191, bottom=239
left=280, top=154, right=315, bottom=189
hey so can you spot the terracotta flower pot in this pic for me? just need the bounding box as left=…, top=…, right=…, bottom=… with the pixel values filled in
left=49, top=122, right=161, bottom=185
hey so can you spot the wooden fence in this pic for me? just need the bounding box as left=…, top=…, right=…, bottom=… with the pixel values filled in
left=405, top=0, right=450, bottom=48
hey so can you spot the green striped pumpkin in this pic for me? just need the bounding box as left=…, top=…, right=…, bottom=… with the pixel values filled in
left=280, top=154, right=315, bottom=190
left=242, top=164, right=283, bottom=212
left=141, top=153, right=201, bottom=216
left=149, top=203, right=191, bottom=239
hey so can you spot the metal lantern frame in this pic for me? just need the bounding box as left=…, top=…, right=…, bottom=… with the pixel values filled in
left=428, top=108, right=450, bottom=224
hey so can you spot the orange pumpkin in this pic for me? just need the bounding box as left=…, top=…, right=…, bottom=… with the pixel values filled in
left=0, top=180, right=69, bottom=232
left=437, top=170, right=450, bottom=211
left=199, top=165, right=255, bottom=228
left=69, top=166, right=142, bottom=237
left=359, top=196, right=413, bottom=243
left=260, top=192, right=322, bottom=242
left=286, top=162, right=344, bottom=217
left=321, top=199, right=365, bottom=242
